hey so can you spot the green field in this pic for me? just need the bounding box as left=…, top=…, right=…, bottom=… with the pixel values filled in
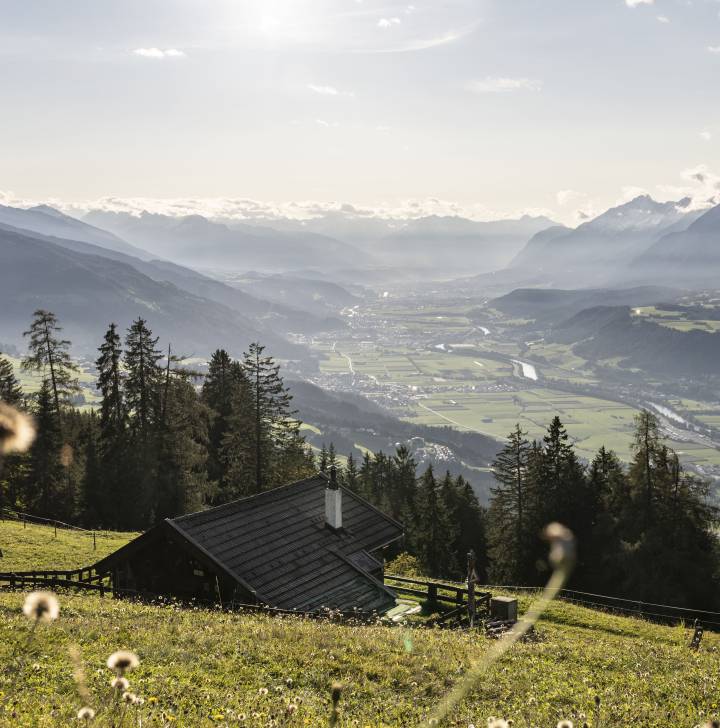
left=1, top=521, right=719, bottom=726
left=317, top=334, right=720, bottom=466
left=0, top=519, right=136, bottom=572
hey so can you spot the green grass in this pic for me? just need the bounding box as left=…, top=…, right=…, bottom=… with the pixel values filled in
left=2, top=523, right=720, bottom=726
left=1, top=586, right=719, bottom=726
left=0, top=519, right=136, bottom=572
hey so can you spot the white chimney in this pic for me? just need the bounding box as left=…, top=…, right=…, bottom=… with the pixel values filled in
left=325, top=466, right=342, bottom=530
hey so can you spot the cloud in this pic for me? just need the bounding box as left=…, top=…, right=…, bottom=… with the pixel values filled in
left=656, top=15, right=670, bottom=23
left=377, top=17, right=401, bottom=28
left=655, top=165, right=720, bottom=210
left=556, top=190, right=586, bottom=206
left=315, top=119, right=339, bottom=128
left=133, top=48, right=185, bottom=59
left=700, top=131, right=712, bottom=141
left=708, top=46, right=720, bottom=54
left=466, top=77, right=542, bottom=93
left=625, top=0, right=653, bottom=7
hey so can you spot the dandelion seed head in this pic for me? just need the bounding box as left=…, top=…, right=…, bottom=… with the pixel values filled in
left=557, top=721, right=574, bottom=728
left=111, top=676, right=129, bottom=691
left=23, top=591, right=60, bottom=623
left=0, top=403, right=35, bottom=455
left=77, top=706, right=95, bottom=721
left=122, top=691, right=136, bottom=704
left=107, top=650, right=139, bottom=673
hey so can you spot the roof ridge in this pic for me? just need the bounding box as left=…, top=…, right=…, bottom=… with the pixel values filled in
left=170, top=473, right=328, bottom=524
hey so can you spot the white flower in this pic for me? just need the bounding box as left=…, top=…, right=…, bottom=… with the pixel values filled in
left=23, top=591, right=60, bottom=623
left=77, top=706, right=95, bottom=721
left=0, top=403, right=35, bottom=454
left=111, top=676, right=129, bottom=691
left=107, top=650, right=140, bottom=673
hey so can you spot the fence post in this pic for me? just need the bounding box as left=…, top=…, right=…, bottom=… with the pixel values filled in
left=93, top=532, right=96, bottom=550
left=23, top=517, right=26, bottom=529
left=428, top=583, right=438, bottom=603
left=54, top=524, right=57, bottom=538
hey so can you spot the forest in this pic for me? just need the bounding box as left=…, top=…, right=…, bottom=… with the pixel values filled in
left=1, top=309, right=719, bottom=611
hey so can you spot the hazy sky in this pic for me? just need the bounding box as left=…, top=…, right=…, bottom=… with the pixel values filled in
left=1, top=0, right=720, bottom=223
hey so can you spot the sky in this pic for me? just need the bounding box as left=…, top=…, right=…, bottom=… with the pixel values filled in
left=1, top=0, right=720, bottom=224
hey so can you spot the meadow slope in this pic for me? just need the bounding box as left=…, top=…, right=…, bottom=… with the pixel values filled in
left=0, top=522, right=718, bottom=727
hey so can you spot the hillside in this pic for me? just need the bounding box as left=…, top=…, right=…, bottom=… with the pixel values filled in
left=551, top=306, right=720, bottom=377
left=1, top=520, right=718, bottom=726
left=84, top=210, right=364, bottom=273
left=0, top=225, right=301, bottom=357
left=0, top=577, right=718, bottom=722
left=0, top=519, right=135, bottom=572
left=487, top=286, right=680, bottom=327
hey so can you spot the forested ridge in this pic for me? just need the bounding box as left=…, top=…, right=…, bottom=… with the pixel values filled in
left=1, top=309, right=718, bottom=610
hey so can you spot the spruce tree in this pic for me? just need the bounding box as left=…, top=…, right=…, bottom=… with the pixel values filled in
left=96, top=323, right=126, bottom=438
left=487, top=425, right=535, bottom=583
left=25, top=380, right=65, bottom=517
left=415, top=465, right=453, bottom=578
left=22, top=310, right=80, bottom=413
left=242, top=342, right=298, bottom=492
left=0, top=355, right=23, bottom=405
left=124, top=319, right=162, bottom=434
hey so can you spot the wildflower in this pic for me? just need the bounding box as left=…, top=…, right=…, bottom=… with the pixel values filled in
left=133, top=696, right=145, bottom=706
left=258, top=687, right=269, bottom=696
left=122, top=691, right=137, bottom=704
left=148, top=696, right=158, bottom=705
left=77, top=706, right=95, bottom=721
left=111, top=677, right=129, bottom=691
left=487, top=720, right=511, bottom=728
left=0, top=403, right=35, bottom=454
left=557, top=722, right=574, bottom=728
left=286, top=677, right=293, bottom=687
left=107, top=650, right=140, bottom=674
left=286, top=703, right=298, bottom=715
left=23, top=591, right=60, bottom=623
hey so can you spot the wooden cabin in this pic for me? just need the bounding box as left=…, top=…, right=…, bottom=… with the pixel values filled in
left=93, top=470, right=404, bottom=614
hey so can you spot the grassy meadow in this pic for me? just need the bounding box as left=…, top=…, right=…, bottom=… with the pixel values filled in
left=1, top=521, right=719, bottom=727
left=0, top=519, right=135, bottom=572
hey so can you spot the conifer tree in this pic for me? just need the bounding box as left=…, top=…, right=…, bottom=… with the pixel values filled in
left=487, top=425, right=534, bottom=583
left=0, top=355, right=23, bottom=405
left=242, top=342, right=298, bottom=492
left=22, top=310, right=79, bottom=413
left=415, top=465, right=453, bottom=578
left=25, top=380, right=65, bottom=517
left=96, top=323, right=126, bottom=438
left=124, top=318, right=162, bottom=434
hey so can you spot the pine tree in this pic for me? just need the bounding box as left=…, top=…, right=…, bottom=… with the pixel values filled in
left=628, top=409, right=662, bottom=529
left=0, top=355, right=23, bottom=405
left=202, top=350, right=247, bottom=490
left=242, top=342, right=299, bottom=493
left=155, top=376, right=211, bottom=520
left=343, top=452, right=359, bottom=492
left=25, top=380, right=65, bottom=517
left=22, top=310, right=80, bottom=413
left=124, top=319, right=162, bottom=434
left=122, top=319, right=163, bottom=527
left=415, top=465, right=453, bottom=578
left=487, top=425, right=535, bottom=583
left=96, top=323, right=126, bottom=438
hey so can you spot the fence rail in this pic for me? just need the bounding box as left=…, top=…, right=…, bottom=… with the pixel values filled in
left=0, top=508, right=125, bottom=543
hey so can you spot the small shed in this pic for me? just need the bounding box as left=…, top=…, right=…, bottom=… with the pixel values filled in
left=93, top=471, right=404, bottom=614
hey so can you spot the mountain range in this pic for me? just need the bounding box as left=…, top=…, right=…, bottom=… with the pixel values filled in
left=0, top=205, right=358, bottom=358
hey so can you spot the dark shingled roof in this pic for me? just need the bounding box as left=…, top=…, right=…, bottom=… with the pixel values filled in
left=165, top=473, right=403, bottom=612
